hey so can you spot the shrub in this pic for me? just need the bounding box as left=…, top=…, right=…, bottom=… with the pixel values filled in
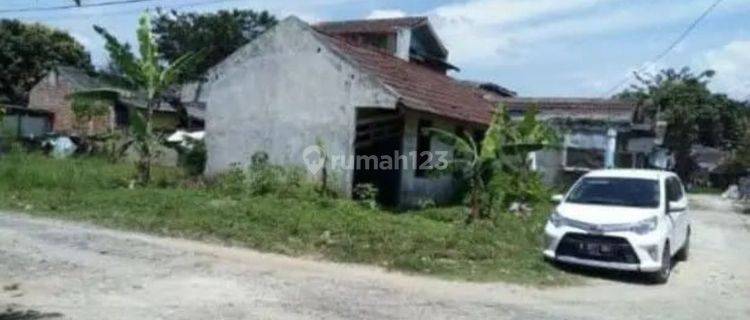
left=247, top=152, right=284, bottom=195
left=177, top=138, right=207, bottom=176
left=353, top=183, right=378, bottom=209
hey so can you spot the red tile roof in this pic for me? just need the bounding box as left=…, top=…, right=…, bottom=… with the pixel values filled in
left=314, top=17, right=428, bottom=35
left=318, top=32, right=496, bottom=125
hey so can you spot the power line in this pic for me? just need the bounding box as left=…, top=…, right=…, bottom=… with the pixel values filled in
left=601, top=0, right=724, bottom=97
left=2, top=0, right=247, bottom=21
left=0, top=0, right=159, bottom=14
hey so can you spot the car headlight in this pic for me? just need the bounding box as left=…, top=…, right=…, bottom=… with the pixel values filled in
left=549, top=211, right=563, bottom=228
left=629, top=216, right=659, bottom=235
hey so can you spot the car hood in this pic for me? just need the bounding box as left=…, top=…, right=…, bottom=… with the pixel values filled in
left=557, top=203, right=659, bottom=225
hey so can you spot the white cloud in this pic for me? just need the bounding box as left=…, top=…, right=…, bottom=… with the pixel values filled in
left=366, top=9, right=406, bottom=20
left=423, top=0, right=750, bottom=67
left=70, top=32, right=93, bottom=47
left=701, top=40, right=750, bottom=100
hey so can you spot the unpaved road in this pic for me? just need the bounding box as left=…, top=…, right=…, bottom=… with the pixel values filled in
left=1, top=195, right=749, bottom=319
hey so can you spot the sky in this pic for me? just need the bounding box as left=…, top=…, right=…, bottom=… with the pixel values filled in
left=2, top=0, right=749, bottom=100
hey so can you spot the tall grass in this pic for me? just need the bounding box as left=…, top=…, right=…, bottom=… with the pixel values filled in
left=0, top=152, right=574, bottom=285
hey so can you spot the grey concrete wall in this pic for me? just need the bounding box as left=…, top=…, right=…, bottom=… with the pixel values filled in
left=202, top=17, right=397, bottom=195
left=398, top=111, right=470, bottom=207
left=534, top=149, right=564, bottom=187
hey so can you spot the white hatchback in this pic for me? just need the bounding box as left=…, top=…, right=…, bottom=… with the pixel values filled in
left=543, top=169, right=691, bottom=283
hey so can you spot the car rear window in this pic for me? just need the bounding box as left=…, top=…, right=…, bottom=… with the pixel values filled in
left=566, top=177, right=660, bottom=208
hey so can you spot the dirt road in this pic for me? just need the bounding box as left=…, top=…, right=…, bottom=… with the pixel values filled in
left=2, top=195, right=749, bottom=319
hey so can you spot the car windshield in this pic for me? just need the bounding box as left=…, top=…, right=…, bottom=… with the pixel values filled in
left=566, top=177, right=660, bottom=208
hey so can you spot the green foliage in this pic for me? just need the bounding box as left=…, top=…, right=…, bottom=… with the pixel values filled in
left=152, top=8, right=277, bottom=80
left=210, top=152, right=311, bottom=198
left=429, top=104, right=558, bottom=221
left=353, top=183, right=379, bottom=210
left=71, top=96, right=111, bottom=123
left=246, top=152, right=285, bottom=195
left=0, top=19, right=93, bottom=103
left=175, top=137, right=207, bottom=176
left=723, top=120, right=750, bottom=177
left=74, top=12, right=203, bottom=185
left=617, top=67, right=748, bottom=179
left=0, top=153, right=575, bottom=285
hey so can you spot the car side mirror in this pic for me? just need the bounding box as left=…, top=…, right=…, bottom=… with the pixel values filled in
left=551, top=194, right=564, bottom=203
left=668, top=201, right=686, bottom=213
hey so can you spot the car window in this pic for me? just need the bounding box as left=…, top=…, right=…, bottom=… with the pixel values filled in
left=667, top=177, right=684, bottom=202
left=664, top=178, right=675, bottom=201
left=566, top=177, right=661, bottom=208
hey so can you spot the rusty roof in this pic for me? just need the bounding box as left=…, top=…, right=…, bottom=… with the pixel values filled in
left=314, top=17, right=429, bottom=34
left=318, top=32, right=496, bottom=125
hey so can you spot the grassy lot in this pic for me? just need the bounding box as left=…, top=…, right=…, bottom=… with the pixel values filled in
left=0, top=152, right=575, bottom=285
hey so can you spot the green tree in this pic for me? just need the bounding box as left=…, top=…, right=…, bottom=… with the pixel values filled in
left=0, top=19, right=93, bottom=103
left=73, top=12, right=201, bottom=185
left=151, top=8, right=276, bottom=80
left=617, top=67, right=747, bottom=179
left=428, top=104, right=558, bottom=222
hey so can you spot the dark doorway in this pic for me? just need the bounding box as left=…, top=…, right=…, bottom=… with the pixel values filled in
left=353, top=108, right=404, bottom=206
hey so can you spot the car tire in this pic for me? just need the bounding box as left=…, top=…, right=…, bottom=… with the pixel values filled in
left=676, top=228, right=690, bottom=261
left=648, top=243, right=671, bottom=284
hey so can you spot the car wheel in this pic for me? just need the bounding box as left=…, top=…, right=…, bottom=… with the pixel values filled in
left=676, top=228, right=690, bottom=261
left=649, top=243, right=671, bottom=284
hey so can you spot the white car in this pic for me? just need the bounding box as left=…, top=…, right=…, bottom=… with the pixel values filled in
left=543, top=169, right=691, bottom=283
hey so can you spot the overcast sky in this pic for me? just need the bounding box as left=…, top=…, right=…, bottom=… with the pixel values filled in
left=2, top=0, right=749, bottom=100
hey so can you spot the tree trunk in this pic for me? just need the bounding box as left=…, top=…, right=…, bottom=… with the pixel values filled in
left=136, top=99, right=155, bottom=186
left=467, top=172, right=483, bottom=223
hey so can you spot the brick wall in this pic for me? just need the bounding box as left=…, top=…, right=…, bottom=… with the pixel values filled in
left=28, top=73, right=114, bottom=136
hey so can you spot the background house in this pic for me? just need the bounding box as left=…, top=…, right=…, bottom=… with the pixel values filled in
left=498, top=97, right=649, bottom=187
left=28, top=66, right=202, bottom=136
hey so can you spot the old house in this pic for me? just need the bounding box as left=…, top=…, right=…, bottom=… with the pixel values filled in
left=498, top=97, right=652, bottom=186
left=192, top=16, right=650, bottom=206
left=28, top=66, right=202, bottom=136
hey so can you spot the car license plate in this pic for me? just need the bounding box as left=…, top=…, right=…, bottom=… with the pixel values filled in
left=585, top=243, right=599, bottom=254
left=580, top=243, right=611, bottom=256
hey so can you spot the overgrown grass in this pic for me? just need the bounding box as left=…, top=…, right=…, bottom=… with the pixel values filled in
left=0, top=152, right=576, bottom=285
left=688, top=186, right=723, bottom=195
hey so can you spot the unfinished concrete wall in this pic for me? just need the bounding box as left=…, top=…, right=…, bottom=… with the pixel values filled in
left=534, top=149, right=564, bottom=187
left=398, top=111, right=473, bottom=207
left=202, top=17, right=397, bottom=195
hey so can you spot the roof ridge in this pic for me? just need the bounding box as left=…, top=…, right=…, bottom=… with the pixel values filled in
left=316, top=29, right=453, bottom=79
left=315, top=16, right=427, bottom=26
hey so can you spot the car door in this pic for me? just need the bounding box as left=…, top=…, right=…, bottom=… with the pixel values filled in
left=673, top=177, right=690, bottom=248
left=666, top=177, right=689, bottom=252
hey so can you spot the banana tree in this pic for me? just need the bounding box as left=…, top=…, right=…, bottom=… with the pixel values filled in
left=427, top=104, right=558, bottom=221
left=71, top=12, right=202, bottom=185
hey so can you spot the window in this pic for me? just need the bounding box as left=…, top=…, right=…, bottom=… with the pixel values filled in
left=564, top=148, right=605, bottom=170
left=567, top=177, right=661, bottom=208
left=666, top=178, right=684, bottom=202
left=473, top=129, right=484, bottom=145
left=562, top=133, right=608, bottom=170
left=415, top=119, right=432, bottom=177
